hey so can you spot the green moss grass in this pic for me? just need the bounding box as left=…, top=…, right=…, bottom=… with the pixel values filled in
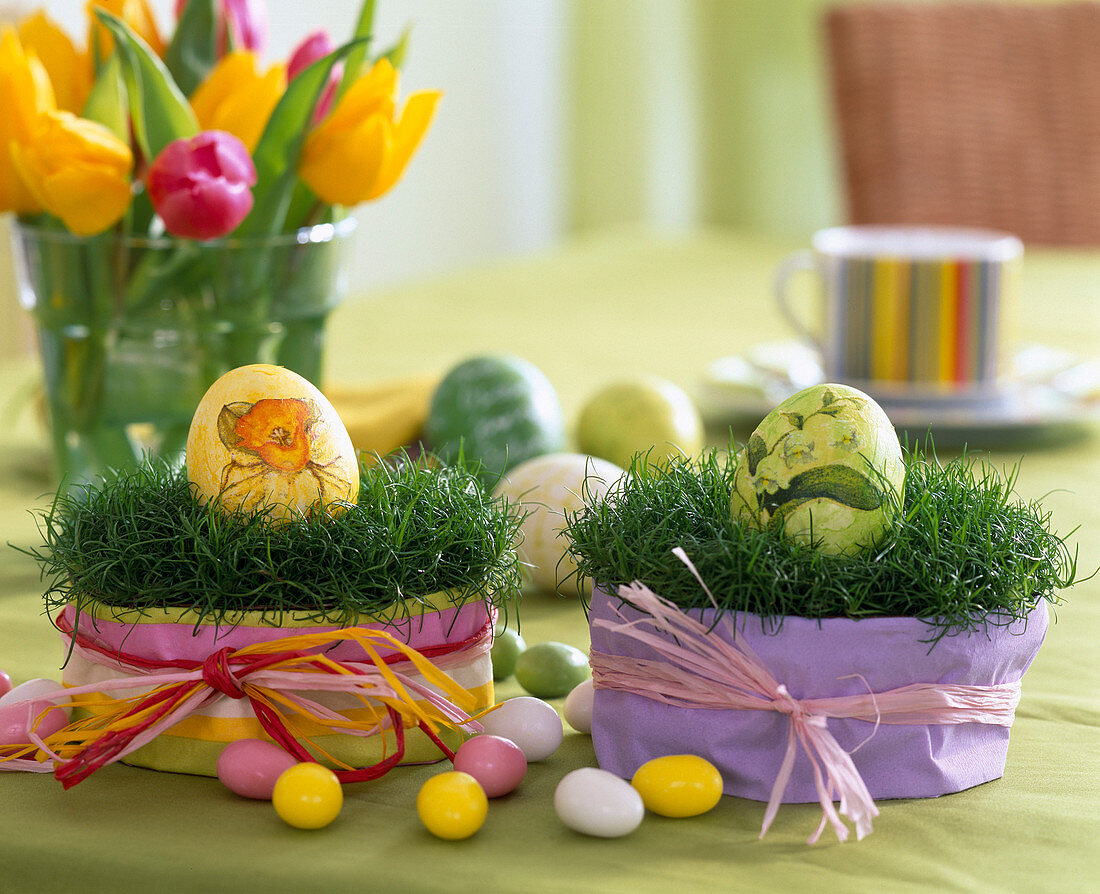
left=564, top=444, right=1080, bottom=643
left=24, top=453, right=524, bottom=629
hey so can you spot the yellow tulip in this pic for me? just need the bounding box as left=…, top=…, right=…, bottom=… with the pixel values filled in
left=298, top=58, right=441, bottom=206
left=11, top=110, right=133, bottom=236
left=88, top=0, right=164, bottom=62
left=0, top=26, right=55, bottom=214
left=19, top=11, right=92, bottom=114
left=189, top=51, right=286, bottom=153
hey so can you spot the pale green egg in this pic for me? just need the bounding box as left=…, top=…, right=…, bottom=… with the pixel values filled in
left=731, top=383, right=904, bottom=555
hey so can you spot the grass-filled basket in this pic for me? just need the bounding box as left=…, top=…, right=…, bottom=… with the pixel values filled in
left=565, top=438, right=1079, bottom=842
left=19, top=453, right=524, bottom=780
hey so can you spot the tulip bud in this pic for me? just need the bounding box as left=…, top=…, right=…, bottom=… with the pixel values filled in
left=287, top=29, right=340, bottom=123
left=146, top=130, right=256, bottom=240
left=9, top=110, right=133, bottom=235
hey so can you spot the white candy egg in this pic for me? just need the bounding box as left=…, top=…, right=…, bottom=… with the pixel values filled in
left=186, top=364, right=359, bottom=521
left=493, top=453, right=623, bottom=597
left=479, top=696, right=563, bottom=762
left=554, top=767, right=645, bottom=838
left=563, top=678, right=594, bottom=734
left=732, top=383, right=905, bottom=555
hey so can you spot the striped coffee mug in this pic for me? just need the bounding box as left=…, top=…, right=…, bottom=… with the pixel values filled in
left=776, top=226, right=1022, bottom=394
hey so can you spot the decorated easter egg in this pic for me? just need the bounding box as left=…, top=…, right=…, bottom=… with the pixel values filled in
left=453, top=735, right=528, bottom=798
left=425, top=355, right=566, bottom=482
left=272, top=762, right=343, bottom=829
left=514, top=641, right=590, bottom=699
left=0, top=678, right=70, bottom=746
left=186, top=364, right=359, bottom=520
left=479, top=696, right=563, bottom=762
left=554, top=767, right=645, bottom=838
left=576, top=376, right=704, bottom=469
left=731, top=383, right=904, bottom=555
left=217, top=739, right=299, bottom=800
left=490, top=625, right=526, bottom=681
left=493, top=453, right=624, bottom=596
left=563, top=678, right=594, bottom=734
left=417, top=771, right=489, bottom=840
left=631, top=754, right=724, bottom=818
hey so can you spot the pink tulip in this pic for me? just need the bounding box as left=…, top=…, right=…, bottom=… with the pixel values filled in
left=176, top=0, right=267, bottom=55
left=288, top=29, right=341, bottom=123
left=147, top=130, right=257, bottom=240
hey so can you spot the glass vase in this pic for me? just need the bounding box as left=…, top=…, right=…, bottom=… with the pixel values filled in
left=13, top=218, right=356, bottom=485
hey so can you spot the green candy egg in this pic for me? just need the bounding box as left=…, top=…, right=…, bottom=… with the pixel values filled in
left=514, top=641, right=590, bottom=699
left=731, top=383, right=904, bottom=555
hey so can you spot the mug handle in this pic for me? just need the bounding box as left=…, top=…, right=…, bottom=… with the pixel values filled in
left=774, top=249, right=824, bottom=352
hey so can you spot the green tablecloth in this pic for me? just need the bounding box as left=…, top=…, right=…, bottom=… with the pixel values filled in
left=1, top=228, right=1098, bottom=893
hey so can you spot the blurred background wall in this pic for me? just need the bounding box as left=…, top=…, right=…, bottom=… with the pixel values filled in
left=1, top=0, right=1055, bottom=359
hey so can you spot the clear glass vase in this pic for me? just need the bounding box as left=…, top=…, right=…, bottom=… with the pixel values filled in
left=14, top=218, right=356, bottom=485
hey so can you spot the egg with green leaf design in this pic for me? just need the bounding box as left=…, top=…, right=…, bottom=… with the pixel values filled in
left=731, top=383, right=904, bottom=555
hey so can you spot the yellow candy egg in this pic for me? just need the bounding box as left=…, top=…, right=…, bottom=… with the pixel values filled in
left=631, top=754, right=724, bottom=818
left=416, top=771, right=489, bottom=840
left=272, top=762, right=343, bottom=829
left=186, top=364, right=359, bottom=520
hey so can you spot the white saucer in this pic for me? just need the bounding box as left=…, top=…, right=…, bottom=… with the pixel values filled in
left=696, top=342, right=1100, bottom=447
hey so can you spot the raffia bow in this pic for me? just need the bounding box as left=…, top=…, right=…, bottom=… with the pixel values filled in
left=1, top=610, right=488, bottom=787
left=589, top=549, right=1022, bottom=843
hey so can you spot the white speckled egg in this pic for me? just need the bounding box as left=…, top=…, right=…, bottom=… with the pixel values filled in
left=493, top=453, right=624, bottom=596
left=554, top=767, right=645, bottom=838
left=186, top=364, right=359, bottom=520
left=732, top=383, right=904, bottom=555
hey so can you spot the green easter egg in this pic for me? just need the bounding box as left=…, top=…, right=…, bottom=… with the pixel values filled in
left=425, top=355, right=566, bottom=482
left=731, top=383, right=904, bottom=555
left=514, top=641, right=590, bottom=699
left=491, top=625, right=527, bottom=681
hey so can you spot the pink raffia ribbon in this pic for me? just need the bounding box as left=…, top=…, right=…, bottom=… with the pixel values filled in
left=589, top=548, right=1023, bottom=844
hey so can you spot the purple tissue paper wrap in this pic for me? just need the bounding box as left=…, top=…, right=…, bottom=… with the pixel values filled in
left=589, top=586, right=1048, bottom=802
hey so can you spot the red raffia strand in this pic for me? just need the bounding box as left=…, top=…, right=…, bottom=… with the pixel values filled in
left=0, top=610, right=490, bottom=788
left=589, top=548, right=1023, bottom=844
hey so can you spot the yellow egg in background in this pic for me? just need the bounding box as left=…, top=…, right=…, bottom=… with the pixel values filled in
left=493, top=452, right=624, bottom=597
left=186, top=364, right=359, bottom=520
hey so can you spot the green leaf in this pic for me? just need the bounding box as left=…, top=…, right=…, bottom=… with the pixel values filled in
left=336, top=0, right=377, bottom=100
left=165, top=0, right=219, bottom=97
left=94, top=9, right=198, bottom=161
left=762, top=464, right=885, bottom=518
left=374, top=26, right=411, bottom=69
left=82, top=53, right=128, bottom=142
left=241, top=39, right=367, bottom=236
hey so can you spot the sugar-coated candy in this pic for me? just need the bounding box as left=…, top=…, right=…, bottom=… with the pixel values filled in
left=453, top=735, right=527, bottom=798
left=479, top=696, right=563, bottom=762
left=631, top=754, right=724, bottom=818
left=554, top=767, right=644, bottom=838
left=563, top=678, right=594, bottom=734
left=272, top=762, right=343, bottom=829
left=417, top=771, right=489, bottom=840
left=217, top=739, right=299, bottom=800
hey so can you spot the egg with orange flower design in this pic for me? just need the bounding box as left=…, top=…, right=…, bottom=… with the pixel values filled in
left=187, top=365, right=359, bottom=520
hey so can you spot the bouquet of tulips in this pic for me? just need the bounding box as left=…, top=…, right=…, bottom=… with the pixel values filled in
left=0, top=0, right=440, bottom=483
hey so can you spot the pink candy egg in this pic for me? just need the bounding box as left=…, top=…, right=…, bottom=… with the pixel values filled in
left=0, top=671, right=11, bottom=698
left=0, top=678, right=70, bottom=747
left=217, top=739, right=300, bottom=799
left=453, top=735, right=528, bottom=798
